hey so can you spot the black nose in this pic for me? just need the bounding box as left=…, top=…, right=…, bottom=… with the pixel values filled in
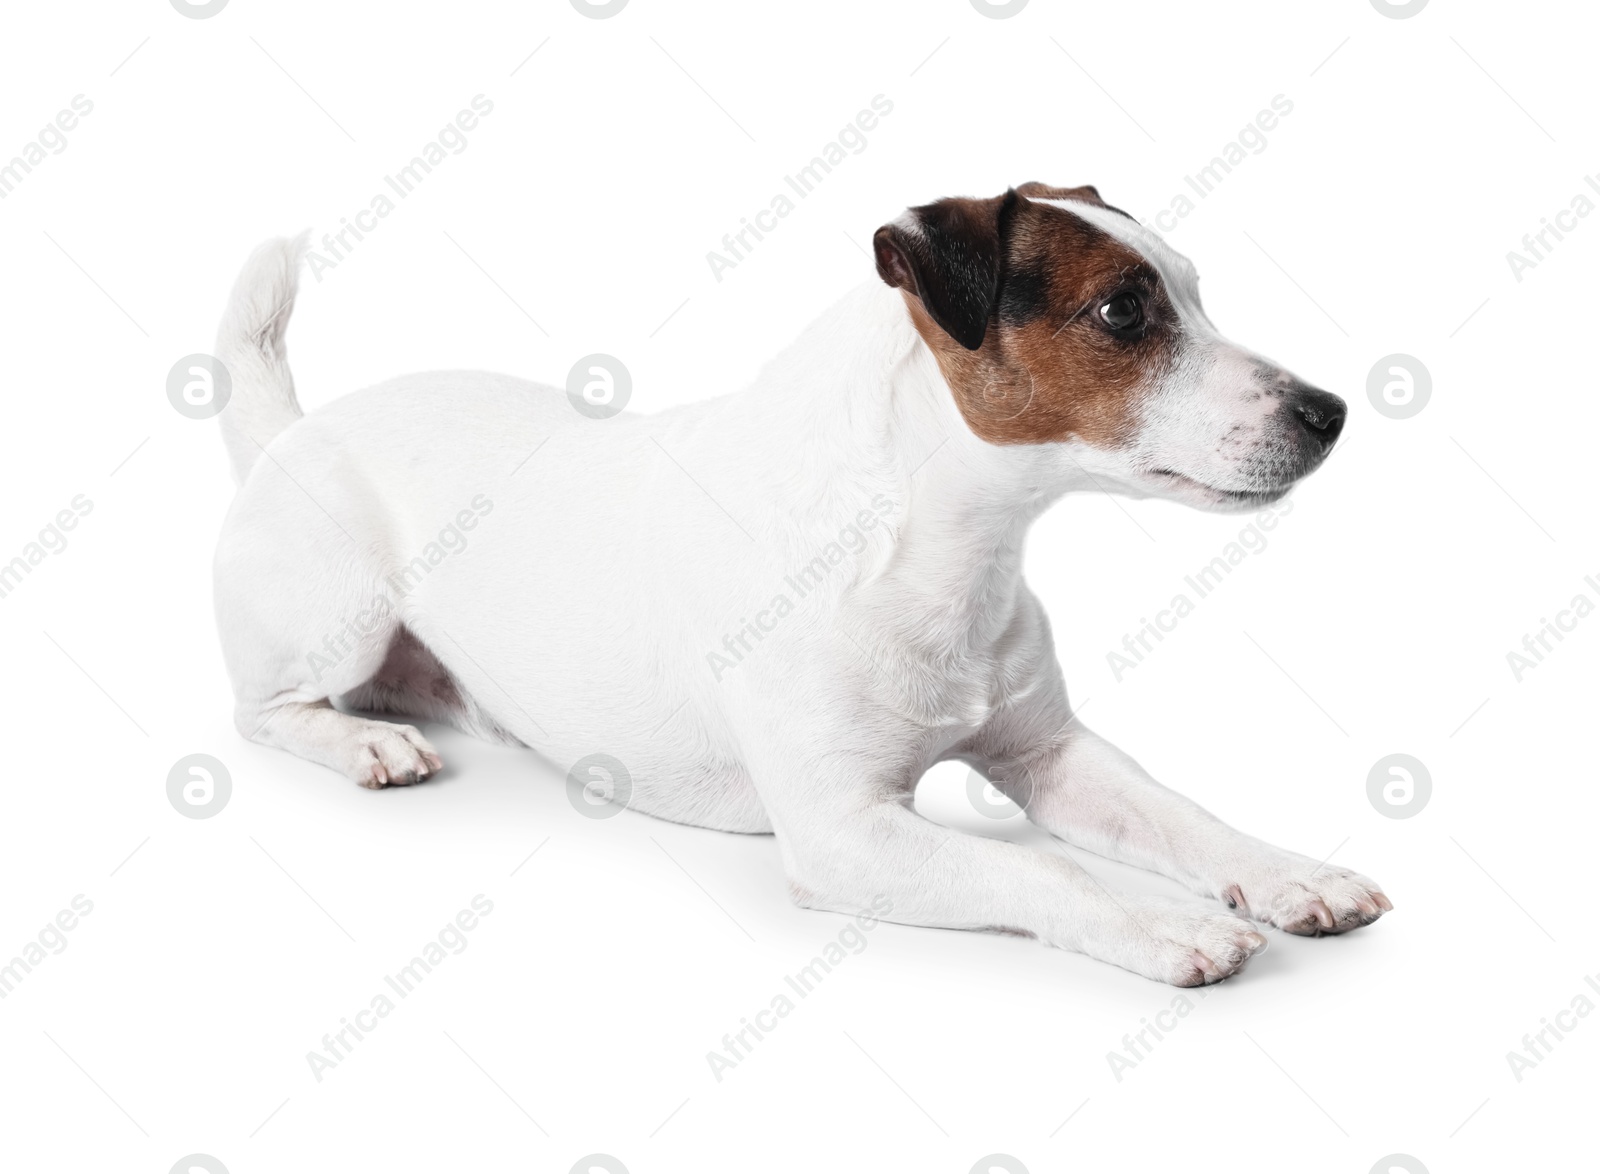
left=1289, top=387, right=1346, bottom=452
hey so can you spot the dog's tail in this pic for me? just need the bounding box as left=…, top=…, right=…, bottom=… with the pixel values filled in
left=214, top=232, right=310, bottom=485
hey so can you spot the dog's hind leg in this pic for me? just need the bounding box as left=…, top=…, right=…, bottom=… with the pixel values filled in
left=215, top=518, right=444, bottom=788
left=223, top=605, right=445, bottom=788
left=241, top=697, right=443, bottom=789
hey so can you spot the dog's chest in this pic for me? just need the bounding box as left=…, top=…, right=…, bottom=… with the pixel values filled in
left=842, top=579, right=1053, bottom=752
left=869, top=640, right=1025, bottom=755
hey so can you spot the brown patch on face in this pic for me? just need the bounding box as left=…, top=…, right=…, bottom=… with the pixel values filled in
left=878, top=190, right=1178, bottom=446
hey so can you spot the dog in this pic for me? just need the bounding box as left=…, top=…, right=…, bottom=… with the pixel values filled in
left=212, top=181, right=1388, bottom=986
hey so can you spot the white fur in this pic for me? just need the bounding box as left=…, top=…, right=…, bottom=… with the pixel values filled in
left=212, top=213, right=1386, bottom=986
left=1049, top=198, right=1314, bottom=504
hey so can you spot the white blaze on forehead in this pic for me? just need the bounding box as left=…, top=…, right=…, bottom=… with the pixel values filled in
left=1035, top=198, right=1211, bottom=332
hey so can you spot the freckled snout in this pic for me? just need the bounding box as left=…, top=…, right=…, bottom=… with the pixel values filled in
left=1287, top=385, right=1346, bottom=455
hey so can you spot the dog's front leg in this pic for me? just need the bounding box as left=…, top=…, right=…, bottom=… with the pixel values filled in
left=981, top=719, right=1392, bottom=936
left=750, top=735, right=1267, bottom=986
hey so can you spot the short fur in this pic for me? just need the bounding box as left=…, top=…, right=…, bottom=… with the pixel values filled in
left=212, top=184, right=1379, bottom=986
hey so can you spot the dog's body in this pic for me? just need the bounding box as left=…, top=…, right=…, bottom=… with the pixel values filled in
left=213, top=184, right=1388, bottom=986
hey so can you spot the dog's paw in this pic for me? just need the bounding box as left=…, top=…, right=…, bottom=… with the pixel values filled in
left=1125, top=904, right=1269, bottom=987
left=1222, top=856, right=1391, bottom=936
left=348, top=721, right=443, bottom=788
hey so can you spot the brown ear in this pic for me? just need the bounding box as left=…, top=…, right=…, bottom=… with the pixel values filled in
left=873, top=190, right=1018, bottom=351
left=1014, top=181, right=1134, bottom=221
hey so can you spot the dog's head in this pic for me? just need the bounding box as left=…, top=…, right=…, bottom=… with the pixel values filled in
left=873, top=182, right=1345, bottom=510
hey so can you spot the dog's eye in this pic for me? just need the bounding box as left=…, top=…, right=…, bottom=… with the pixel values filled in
left=1098, top=292, right=1143, bottom=332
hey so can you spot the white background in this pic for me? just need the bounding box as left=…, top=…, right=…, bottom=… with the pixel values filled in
left=1, top=1, right=1595, bottom=1171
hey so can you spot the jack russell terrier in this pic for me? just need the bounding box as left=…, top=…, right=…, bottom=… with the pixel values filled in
left=212, top=182, right=1388, bottom=986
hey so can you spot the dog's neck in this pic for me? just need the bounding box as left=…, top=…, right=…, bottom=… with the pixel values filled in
left=772, top=283, right=1104, bottom=655
left=872, top=296, right=1069, bottom=653
left=718, top=282, right=1111, bottom=659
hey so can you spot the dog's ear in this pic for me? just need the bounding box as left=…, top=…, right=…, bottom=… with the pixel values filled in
left=1014, top=180, right=1134, bottom=221
left=873, top=190, right=1018, bottom=351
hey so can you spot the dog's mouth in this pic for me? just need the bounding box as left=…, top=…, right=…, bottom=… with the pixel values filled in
left=1147, top=469, right=1293, bottom=510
